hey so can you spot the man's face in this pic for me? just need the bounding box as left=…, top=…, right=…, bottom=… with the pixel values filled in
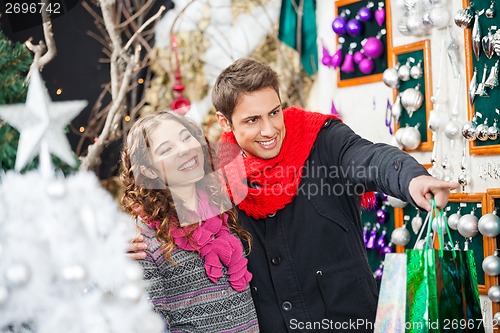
left=217, top=87, right=285, bottom=160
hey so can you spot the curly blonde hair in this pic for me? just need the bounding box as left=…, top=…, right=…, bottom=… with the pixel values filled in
left=120, top=111, right=251, bottom=263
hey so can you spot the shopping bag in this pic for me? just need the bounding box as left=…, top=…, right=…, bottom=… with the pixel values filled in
left=405, top=200, right=484, bottom=333
left=373, top=253, right=407, bottom=333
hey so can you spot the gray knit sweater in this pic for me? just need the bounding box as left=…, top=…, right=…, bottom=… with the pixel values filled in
left=139, top=221, right=259, bottom=333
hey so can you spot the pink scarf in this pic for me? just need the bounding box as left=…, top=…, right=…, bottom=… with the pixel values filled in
left=144, top=190, right=252, bottom=292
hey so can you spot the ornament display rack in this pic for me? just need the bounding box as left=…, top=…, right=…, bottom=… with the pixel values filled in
left=334, top=0, right=392, bottom=87
left=391, top=40, right=434, bottom=152
left=486, top=188, right=500, bottom=317
left=394, top=193, right=489, bottom=294
left=463, top=0, right=500, bottom=154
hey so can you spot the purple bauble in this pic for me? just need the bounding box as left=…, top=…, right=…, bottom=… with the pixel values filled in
left=375, top=208, right=389, bottom=224
left=340, top=53, right=355, bottom=73
left=363, top=37, right=384, bottom=59
left=331, top=48, right=344, bottom=69
left=346, top=18, right=363, bottom=36
left=373, top=266, right=384, bottom=280
left=332, top=16, right=347, bottom=35
left=359, top=58, right=375, bottom=74
left=358, top=7, right=372, bottom=22
left=375, top=229, right=387, bottom=249
left=353, top=51, right=365, bottom=64
left=321, top=46, right=332, bottom=67
left=363, top=224, right=370, bottom=245
left=366, top=229, right=378, bottom=249
left=379, top=244, right=394, bottom=256
left=375, top=7, right=386, bottom=26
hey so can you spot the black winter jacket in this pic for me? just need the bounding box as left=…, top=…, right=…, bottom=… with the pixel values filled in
left=239, top=119, right=428, bottom=333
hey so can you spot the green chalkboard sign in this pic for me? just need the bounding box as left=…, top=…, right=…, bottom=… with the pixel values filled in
left=392, top=40, right=434, bottom=152
left=334, top=0, right=392, bottom=87
left=463, top=0, right=500, bottom=155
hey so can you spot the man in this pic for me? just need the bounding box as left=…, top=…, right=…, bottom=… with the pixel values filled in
left=131, top=58, right=458, bottom=332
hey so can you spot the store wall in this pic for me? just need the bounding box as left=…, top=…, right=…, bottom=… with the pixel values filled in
left=311, top=1, right=500, bottom=329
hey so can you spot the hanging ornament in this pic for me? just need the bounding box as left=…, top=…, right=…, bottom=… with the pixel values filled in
left=441, top=157, right=454, bottom=182
left=458, top=144, right=472, bottom=192
left=366, top=225, right=379, bottom=249
left=494, top=312, right=500, bottom=324
left=397, top=17, right=411, bottom=36
left=398, top=59, right=411, bottom=81
left=485, top=60, right=499, bottom=89
left=432, top=213, right=447, bottom=235
left=494, top=29, right=500, bottom=56
left=400, top=124, right=421, bottom=150
left=446, top=28, right=461, bottom=78
left=331, top=45, right=345, bottom=69
left=483, top=27, right=495, bottom=59
left=428, top=108, right=449, bottom=133
left=462, top=121, right=477, bottom=140
left=395, top=125, right=406, bottom=146
left=488, top=119, right=499, bottom=140
left=458, top=212, right=479, bottom=238
left=332, top=10, right=350, bottom=35
left=376, top=228, right=388, bottom=249
left=401, top=84, right=424, bottom=116
left=454, top=6, right=474, bottom=28
left=448, top=209, right=461, bottom=230
left=475, top=64, right=490, bottom=98
left=170, top=35, right=191, bottom=114
left=478, top=210, right=500, bottom=237
left=385, top=99, right=393, bottom=134
left=375, top=207, right=390, bottom=224
left=373, top=262, right=384, bottom=280
left=346, top=17, right=363, bottom=36
left=486, top=0, right=496, bottom=18
left=382, top=66, right=400, bottom=88
left=358, top=2, right=374, bottom=22
left=488, top=285, right=500, bottom=302
left=472, top=13, right=482, bottom=61
left=444, top=120, right=463, bottom=140
left=362, top=33, right=385, bottom=59
left=406, top=15, right=425, bottom=35
left=392, top=94, right=402, bottom=120
left=468, top=67, right=478, bottom=105
left=390, top=224, right=411, bottom=246
left=476, top=118, right=489, bottom=141
left=340, top=43, right=356, bottom=73
left=378, top=242, right=394, bottom=256
left=429, top=7, right=450, bottom=29
left=410, top=60, right=423, bottom=79
left=411, top=210, right=423, bottom=234
left=353, top=50, right=366, bottom=64
left=321, top=44, right=334, bottom=67
left=359, top=58, right=375, bottom=74
left=375, top=2, right=386, bottom=26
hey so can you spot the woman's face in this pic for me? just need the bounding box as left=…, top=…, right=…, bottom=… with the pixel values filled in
left=146, top=119, right=205, bottom=187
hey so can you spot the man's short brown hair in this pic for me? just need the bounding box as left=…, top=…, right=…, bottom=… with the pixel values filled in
left=212, top=58, right=280, bottom=123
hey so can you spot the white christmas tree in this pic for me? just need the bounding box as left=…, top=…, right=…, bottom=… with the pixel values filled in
left=0, top=69, right=164, bottom=333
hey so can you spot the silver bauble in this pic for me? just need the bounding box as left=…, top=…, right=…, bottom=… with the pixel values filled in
left=61, top=264, right=87, bottom=282
left=395, top=126, right=407, bottom=145
left=483, top=254, right=500, bottom=276
left=447, top=212, right=461, bottom=230
left=428, top=165, right=444, bottom=180
left=476, top=123, right=489, bottom=141
left=488, top=124, right=499, bottom=140
left=392, top=95, right=402, bottom=119
left=386, top=195, right=408, bottom=208
left=494, top=312, right=500, bottom=324
left=454, top=8, right=474, bottom=28
left=397, top=18, right=411, bottom=36
left=390, top=136, right=404, bottom=149
left=410, top=62, right=423, bottom=79
left=401, top=86, right=424, bottom=114
left=383, top=68, right=400, bottom=89
left=411, top=214, right=423, bottom=234
left=398, top=63, right=411, bottom=81
left=488, top=285, right=500, bottom=302
left=422, top=12, right=433, bottom=28
left=118, top=284, right=142, bottom=303
left=432, top=216, right=447, bottom=235
left=462, top=122, right=477, bottom=140
left=478, top=213, right=500, bottom=237
left=458, top=171, right=471, bottom=187
left=406, top=15, right=424, bottom=35
left=444, top=120, right=463, bottom=140
left=458, top=214, right=479, bottom=238
left=5, top=262, right=31, bottom=287
left=0, top=285, right=9, bottom=305
left=428, top=109, right=449, bottom=132
left=391, top=225, right=411, bottom=246
left=429, top=7, right=450, bottom=29
left=494, top=30, right=500, bottom=56
left=401, top=126, right=421, bottom=150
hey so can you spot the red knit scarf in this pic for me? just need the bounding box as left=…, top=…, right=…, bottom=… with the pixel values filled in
left=219, top=107, right=339, bottom=220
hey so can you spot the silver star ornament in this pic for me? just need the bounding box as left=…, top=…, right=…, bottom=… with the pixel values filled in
left=0, top=69, right=87, bottom=171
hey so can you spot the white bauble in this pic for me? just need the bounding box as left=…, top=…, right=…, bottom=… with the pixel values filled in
left=458, top=214, right=479, bottom=238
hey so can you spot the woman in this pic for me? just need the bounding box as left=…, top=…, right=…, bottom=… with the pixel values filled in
left=120, top=111, right=258, bottom=333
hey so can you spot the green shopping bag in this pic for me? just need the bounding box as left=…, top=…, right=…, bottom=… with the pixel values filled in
left=405, top=199, right=484, bottom=333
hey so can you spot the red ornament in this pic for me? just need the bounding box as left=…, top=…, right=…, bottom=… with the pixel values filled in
left=170, top=35, right=190, bottom=115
